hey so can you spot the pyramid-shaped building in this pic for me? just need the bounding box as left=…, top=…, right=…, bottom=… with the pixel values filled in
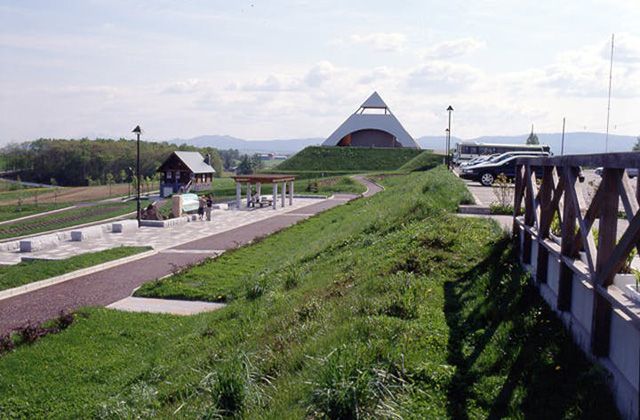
left=322, top=92, right=420, bottom=149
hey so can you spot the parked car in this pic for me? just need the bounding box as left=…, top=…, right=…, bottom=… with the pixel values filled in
left=459, top=155, right=545, bottom=186
left=595, top=167, right=638, bottom=178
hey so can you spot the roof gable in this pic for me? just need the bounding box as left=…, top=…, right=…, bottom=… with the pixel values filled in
left=360, top=91, right=388, bottom=109
left=159, top=151, right=216, bottom=174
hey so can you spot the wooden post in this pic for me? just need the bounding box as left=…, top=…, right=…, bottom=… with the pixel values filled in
left=256, top=182, right=261, bottom=202
left=558, top=166, right=578, bottom=311
left=272, top=182, right=277, bottom=209
left=513, top=163, right=525, bottom=245
left=536, top=166, right=554, bottom=283
left=246, top=182, right=252, bottom=207
left=289, top=180, right=294, bottom=205
left=591, top=168, right=621, bottom=356
left=281, top=182, right=286, bottom=207
left=235, top=182, right=241, bottom=209
left=523, top=165, right=535, bottom=265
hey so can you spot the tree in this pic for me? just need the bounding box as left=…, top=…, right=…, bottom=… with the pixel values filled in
left=50, top=178, right=59, bottom=204
left=236, top=155, right=253, bottom=175
left=526, top=125, right=539, bottom=145
left=251, top=154, right=264, bottom=172
left=118, top=169, right=127, bottom=183
left=105, top=172, right=115, bottom=196
left=633, top=136, right=640, bottom=152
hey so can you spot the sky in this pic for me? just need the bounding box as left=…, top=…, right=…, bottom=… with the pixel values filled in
left=1, top=0, right=639, bottom=145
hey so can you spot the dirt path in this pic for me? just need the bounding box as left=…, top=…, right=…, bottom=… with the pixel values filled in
left=0, top=178, right=382, bottom=334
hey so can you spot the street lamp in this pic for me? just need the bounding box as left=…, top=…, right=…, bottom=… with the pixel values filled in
left=132, top=125, right=142, bottom=227
left=446, top=105, right=454, bottom=169
left=444, top=128, right=450, bottom=166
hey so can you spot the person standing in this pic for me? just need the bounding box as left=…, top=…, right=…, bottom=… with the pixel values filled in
left=197, top=196, right=205, bottom=221
left=205, top=194, right=213, bottom=221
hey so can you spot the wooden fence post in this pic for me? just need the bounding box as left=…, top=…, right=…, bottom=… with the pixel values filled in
left=536, top=166, right=554, bottom=283
left=558, top=166, right=578, bottom=311
left=591, top=168, right=622, bottom=356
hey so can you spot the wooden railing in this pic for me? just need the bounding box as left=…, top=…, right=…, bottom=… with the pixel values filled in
left=513, top=152, right=640, bottom=357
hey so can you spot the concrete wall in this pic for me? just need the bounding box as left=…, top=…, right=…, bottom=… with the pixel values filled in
left=518, top=226, right=639, bottom=420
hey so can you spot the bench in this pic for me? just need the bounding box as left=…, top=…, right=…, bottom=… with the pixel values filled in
left=249, top=196, right=273, bottom=208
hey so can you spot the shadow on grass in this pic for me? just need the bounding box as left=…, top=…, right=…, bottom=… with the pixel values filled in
left=444, top=237, right=619, bottom=419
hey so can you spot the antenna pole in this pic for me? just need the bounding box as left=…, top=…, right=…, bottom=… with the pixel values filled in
left=561, top=117, right=566, bottom=156
left=605, top=33, right=614, bottom=153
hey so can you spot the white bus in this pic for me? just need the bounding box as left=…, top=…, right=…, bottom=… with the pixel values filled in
left=453, top=142, right=551, bottom=164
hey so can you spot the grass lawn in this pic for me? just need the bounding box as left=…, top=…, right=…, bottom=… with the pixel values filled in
left=275, top=146, right=422, bottom=172
left=0, top=246, right=151, bottom=292
left=0, top=167, right=619, bottom=418
left=201, top=175, right=365, bottom=200
left=397, top=150, right=444, bottom=172
left=0, top=201, right=141, bottom=240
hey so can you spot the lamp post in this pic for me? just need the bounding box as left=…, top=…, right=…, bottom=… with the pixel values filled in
left=132, top=125, right=142, bottom=227
left=444, top=128, right=450, bottom=166
left=446, top=105, right=454, bottom=169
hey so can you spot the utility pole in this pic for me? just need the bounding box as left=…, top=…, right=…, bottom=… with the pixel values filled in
left=446, top=105, right=454, bottom=169
left=132, top=125, right=142, bottom=227
left=561, top=117, right=566, bottom=156
left=605, top=33, right=614, bottom=153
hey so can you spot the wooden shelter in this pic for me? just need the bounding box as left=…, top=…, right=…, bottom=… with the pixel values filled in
left=231, top=174, right=296, bottom=209
left=158, top=151, right=216, bottom=197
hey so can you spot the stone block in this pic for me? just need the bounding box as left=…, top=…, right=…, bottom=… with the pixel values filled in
left=71, top=226, right=104, bottom=242
left=112, top=220, right=139, bottom=233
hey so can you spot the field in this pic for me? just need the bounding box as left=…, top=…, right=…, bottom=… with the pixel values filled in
left=0, top=167, right=619, bottom=418
left=275, top=146, right=422, bottom=172
left=0, top=246, right=151, bottom=292
left=0, top=201, right=140, bottom=240
left=0, top=203, right=69, bottom=223
left=0, top=182, right=159, bottom=206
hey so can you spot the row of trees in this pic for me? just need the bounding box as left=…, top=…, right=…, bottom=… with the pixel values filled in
left=1, top=138, right=225, bottom=186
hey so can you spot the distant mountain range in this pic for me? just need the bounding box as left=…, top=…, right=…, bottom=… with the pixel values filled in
left=173, top=135, right=324, bottom=154
left=174, top=132, right=638, bottom=155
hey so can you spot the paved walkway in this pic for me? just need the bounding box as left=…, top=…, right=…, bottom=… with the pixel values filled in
left=0, top=197, right=325, bottom=264
left=0, top=178, right=382, bottom=334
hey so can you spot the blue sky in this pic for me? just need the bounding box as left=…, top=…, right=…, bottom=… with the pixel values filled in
left=1, top=0, right=639, bottom=144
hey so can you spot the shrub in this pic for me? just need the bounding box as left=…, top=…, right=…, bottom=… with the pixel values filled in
left=282, top=266, right=303, bottom=290
left=0, top=335, right=14, bottom=355
left=492, top=173, right=513, bottom=210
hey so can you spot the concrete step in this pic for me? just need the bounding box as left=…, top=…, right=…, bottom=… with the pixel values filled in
left=457, top=204, right=491, bottom=215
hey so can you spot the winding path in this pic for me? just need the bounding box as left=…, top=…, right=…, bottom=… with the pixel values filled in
left=0, top=177, right=382, bottom=334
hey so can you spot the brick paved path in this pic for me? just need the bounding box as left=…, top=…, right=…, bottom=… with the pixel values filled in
left=0, top=178, right=382, bottom=334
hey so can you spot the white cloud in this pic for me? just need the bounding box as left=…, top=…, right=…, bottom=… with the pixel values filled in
left=304, top=61, right=336, bottom=87
left=421, top=37, right=485, bottom=59
left=348, top=32, right=406, bottom=52
left=602, top=33, right=640, bottom=63
left=406, top=61, right=482, bottom=93
left=162, top=79, right=208, bottom=94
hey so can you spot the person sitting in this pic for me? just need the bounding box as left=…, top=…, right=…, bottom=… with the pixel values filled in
left=251, top=191, right=260, bottom=207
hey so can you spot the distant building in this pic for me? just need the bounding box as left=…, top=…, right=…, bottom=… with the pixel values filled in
left=322, top=92, right=420, bottom=149
left=157, top=151, right=215, bottom=197
left=258, top=153, right=289, bottom=161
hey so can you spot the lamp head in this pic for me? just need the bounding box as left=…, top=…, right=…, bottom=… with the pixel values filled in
left=132, top=125, right=142, bottom=134
left=446, top=106, right=454, bottom=112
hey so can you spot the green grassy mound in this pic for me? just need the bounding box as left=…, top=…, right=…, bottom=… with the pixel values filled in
left=398, top=150, right=443, bottom=172
left=0, top=168, right=619, bottom=418
left=275, top=146, right=422, bottom=172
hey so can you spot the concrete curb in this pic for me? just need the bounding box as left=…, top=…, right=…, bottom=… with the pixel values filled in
left=0, top=249, right=158, bottom=302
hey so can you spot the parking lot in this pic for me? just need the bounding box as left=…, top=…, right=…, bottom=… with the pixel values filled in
left=459, top=168, right=637, bottom=210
